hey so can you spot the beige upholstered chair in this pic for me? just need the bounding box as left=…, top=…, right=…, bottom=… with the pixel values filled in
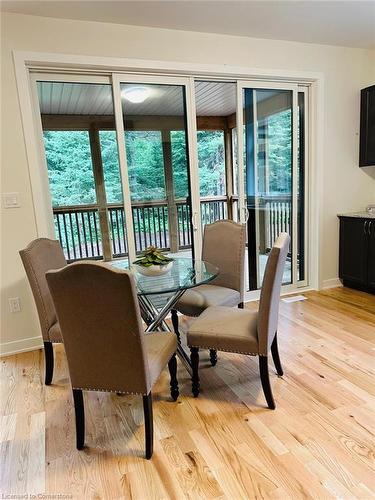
left=172, top=219, right=246, bottom=365
left=187, top=233, right=290, bottom=409
left=19, top=238, right=67, bottom=385
left=46, top=262, right=178, bottom=459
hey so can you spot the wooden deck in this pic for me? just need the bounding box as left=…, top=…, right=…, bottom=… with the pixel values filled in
left=1, top=287, right=374, bottom=499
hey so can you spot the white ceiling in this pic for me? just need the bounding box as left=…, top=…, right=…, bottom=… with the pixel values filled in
left=37, top=80, right=237, bottom=116
left=2, top=1, right=375, bottom=49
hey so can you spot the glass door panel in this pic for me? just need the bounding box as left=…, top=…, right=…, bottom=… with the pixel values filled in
left=297, top=89, right=308, bottom=285
left=238, top=83, right=298, bottom=290
left=116, top=80, right=195, bottom=261
left=34, top=78, right=127, bottom=263
left=98, top=130, right=128, bottom=259
left=194, top=81, right=237, bottom=231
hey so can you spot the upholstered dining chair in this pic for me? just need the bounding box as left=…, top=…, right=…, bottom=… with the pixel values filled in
left=172, top=219, right=246, bottom=366
left=186, top=233, right=290, bottom=410
left=19, top=238, right=67, bottom=385
left=46, top=261, right=179, bottom=459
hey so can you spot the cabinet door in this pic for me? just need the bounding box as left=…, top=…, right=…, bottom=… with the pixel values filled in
left=367, top=220, right=375, bottom=289
left=339, top=217, right=368, bottom=285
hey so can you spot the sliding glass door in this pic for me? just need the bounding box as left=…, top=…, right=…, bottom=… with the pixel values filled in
left=194, top=81, right=237, bottom=230
left=33, top=73, right=201, bottom=266
left=112, top=75, right=200, bottom=264
left=33, top=71, right=308, bottom=289
left=32, top=75, right=128, bottom=264
left=237, top=82, right=302, bottom=291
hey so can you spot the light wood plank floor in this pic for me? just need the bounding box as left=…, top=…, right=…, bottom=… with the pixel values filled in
left=1, top=287, right=374, bottom=499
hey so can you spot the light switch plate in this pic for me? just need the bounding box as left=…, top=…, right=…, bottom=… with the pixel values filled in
left=3, top=192, right=20, bottom=208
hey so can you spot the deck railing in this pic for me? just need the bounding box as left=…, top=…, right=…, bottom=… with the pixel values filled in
left=260, top=194, right=292, bottom=250
left=54, top=207, right=102, bottom=261
left=53, top=195, right=289, bottom=262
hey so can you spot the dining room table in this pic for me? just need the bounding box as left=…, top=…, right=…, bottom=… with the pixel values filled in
left=110, top=257, right=219, bottom=375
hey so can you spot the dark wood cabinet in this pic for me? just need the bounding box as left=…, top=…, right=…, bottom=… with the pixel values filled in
left=339, top=216, right=375, bottom=294
left=368, top=220, right=375, bottom=289
left=359, top=85, right=375, bottom=167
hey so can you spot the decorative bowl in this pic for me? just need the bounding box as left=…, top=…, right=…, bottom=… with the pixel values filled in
left=133, top=261, right=173, bottom=277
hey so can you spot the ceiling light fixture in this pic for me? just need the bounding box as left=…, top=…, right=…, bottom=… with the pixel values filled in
left=122, top=86, right=151, bottom=104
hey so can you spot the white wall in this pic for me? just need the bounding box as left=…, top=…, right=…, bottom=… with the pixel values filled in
left=1, top=12, right=374, bottom=355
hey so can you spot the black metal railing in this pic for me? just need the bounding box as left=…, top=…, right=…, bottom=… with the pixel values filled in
left=108, top=206, right=128, bottom=257
left=201, top=196, right=227, bottom=227
left=53, top=195, right=291, bottom=262
left=176, top=201, right=191, bottom=248
left=131, top=202, right=169, bottom=253
left=54, top=207, right=102, bottom=262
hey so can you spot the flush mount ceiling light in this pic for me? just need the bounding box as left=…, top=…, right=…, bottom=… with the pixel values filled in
left=122, top=86, right=151, bottom=104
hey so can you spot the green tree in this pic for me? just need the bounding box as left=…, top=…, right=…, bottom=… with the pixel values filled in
left=125, top=131, right=166, bottom=201
left=197, top=130, right=225, bottom=197
left=43, top=130, right=96, bottom=206
left=99, top=130, right=123, bottom=203
left=44, top=120, right=291, bottom=206
left=267, top=109, right=292, bottom=193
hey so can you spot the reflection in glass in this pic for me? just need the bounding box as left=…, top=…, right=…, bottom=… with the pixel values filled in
left=125, top=131, right=165, bottom=201
left=297, top=92, right=306, bottom=282
left=197, top=131, right=226, bottom=197
left=194, top=81, right=237, bottom=230
left=99, top=130, right=123, bottom=204
left=111, top=257, right=219, bottom=296
left=120, top=83, right=193, bottom=258
left=243, top=88, right=292, bottom=289
left=36, top=81, right=126, bottom=263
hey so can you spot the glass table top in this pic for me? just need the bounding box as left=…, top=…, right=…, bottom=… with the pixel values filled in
left=110, top=257, right=219, bottom=296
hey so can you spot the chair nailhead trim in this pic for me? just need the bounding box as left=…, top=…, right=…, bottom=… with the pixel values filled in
left=72, top=387, right=147, bottom=396
left=188, top=344, right=265, bottom=356
left=23, top=248, right=50, bottom=337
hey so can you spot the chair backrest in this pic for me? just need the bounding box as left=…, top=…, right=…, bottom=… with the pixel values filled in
left=46, top=262, right=151, bottom=395
left=20, top=238, right=67, bottom=340
left=202, top=220, right=246, bottom=299
left=257, top=233, right=290, bottom=355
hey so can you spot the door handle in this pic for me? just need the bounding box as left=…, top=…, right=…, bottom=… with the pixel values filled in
left=368, top=220, right=373, bottom=235
left=363, top=220, right=368, bottom=236
left=242, top=206, right=249, bottom=223
left=192, top=212, right=199, bottom=230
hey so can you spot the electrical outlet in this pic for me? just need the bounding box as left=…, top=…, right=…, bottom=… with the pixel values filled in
left=9, top=297, right=21, bottom=313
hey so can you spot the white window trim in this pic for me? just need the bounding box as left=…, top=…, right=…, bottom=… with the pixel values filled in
left=13, top=50, right=324, bottom=291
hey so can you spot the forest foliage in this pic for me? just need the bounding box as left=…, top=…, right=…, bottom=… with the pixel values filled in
left=43, top=110, right=291, bottom=208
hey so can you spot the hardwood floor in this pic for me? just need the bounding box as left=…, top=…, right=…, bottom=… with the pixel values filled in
left=1, top=287, right=374, bottom=499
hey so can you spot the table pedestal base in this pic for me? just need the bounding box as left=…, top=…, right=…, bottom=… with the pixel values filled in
left=138, top=292, right=192, bottom=376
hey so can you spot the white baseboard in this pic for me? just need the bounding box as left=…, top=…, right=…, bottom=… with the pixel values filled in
left=0, top=336, right=43, bottom=357
left=322, top=278, right=343, bottom=290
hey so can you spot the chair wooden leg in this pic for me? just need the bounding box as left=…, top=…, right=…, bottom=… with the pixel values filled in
left=190, top=347, right=200, bottom=397
left=44, top=341, right=54, bottom=385
left=238, top=302, right=244, bottom=309
left=171, top=309, right=181, bottom=343
left=72, top=389, right=85, bottom=449
left=271, top=333, right=283, bottom=376
left=259, top=356, right=276, bottom=410
left=168, top=354, right=179, bottom=401
left=142, top=393, right=153, bottom=459
left=209, top=349, right=217, bottom=366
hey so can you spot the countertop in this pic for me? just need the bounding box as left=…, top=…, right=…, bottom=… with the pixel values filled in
left=338, top=211, right=375, bottom=219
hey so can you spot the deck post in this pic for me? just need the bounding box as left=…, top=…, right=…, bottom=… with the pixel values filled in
left=161, top=130, right=179, bottom=253
left=89, top=126, right=112, bottom=261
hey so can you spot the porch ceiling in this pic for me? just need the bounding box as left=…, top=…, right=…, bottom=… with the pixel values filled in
left=37, top=80, right=237, bottom=117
